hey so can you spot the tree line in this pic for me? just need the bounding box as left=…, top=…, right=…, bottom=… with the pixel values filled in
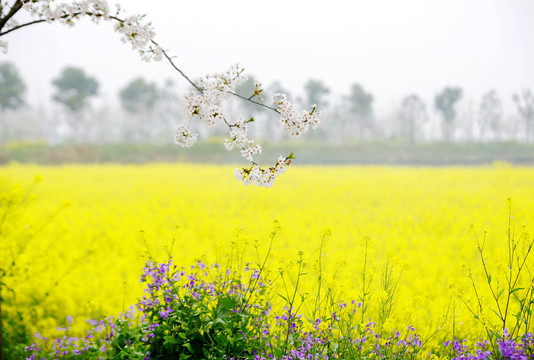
left=1, top=62, right=533, bottom=145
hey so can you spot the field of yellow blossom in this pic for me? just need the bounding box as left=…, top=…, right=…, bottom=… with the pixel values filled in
left=1, top=162, right=534, bottom=349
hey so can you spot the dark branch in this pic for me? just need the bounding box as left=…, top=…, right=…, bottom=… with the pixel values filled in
left=0, top=0, right=23, bottom=33
left=0, top=18, right=46, bottom=36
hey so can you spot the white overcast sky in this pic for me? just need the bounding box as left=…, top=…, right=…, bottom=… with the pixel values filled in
left=1, top=0, right=533, bottom=116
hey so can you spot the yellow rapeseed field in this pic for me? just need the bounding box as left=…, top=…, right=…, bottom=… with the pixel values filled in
left=1, top=163, right=534, bottom=349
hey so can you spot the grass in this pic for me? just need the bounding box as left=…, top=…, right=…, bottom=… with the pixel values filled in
left=2, top=140, right=534, bottom=165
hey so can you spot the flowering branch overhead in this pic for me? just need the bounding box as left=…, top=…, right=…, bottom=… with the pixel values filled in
left=0, top=0, right=321, bottom=187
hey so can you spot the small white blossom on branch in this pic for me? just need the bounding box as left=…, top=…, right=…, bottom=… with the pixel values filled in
left=182, top=64, right=247, bottom=126
left=234, top=154, right=293, bottom=188
left=251, top=81, right=263, bottom=100
left=178, top=65, right=321, bottom=185
left=13, top=0, right=161, bottom=61
left=114, top=14, right=162, bottom=61
left=223, top=117, right=253, bottom=151
left=273, top=93, right=320, bottom=137
left=174, top=123, right=198, bottom=147
left=240, top=144, right=262, bottom=161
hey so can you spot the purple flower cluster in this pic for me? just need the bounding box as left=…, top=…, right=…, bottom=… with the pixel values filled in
left=444, top=329, right=534, bottom=360
left=21, top=257, right=534, bottom=360
left=24, top=317, right=115, bottom=359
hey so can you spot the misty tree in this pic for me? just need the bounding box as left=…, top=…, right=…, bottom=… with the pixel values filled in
left=513, top=89, right=534, bottom=142
left=0, top=62, right=25, bottom=143
left=435, top=87, right=462, bottom=142
left=52, top=67, right=99, bottom=113
left=398, top=94, right=428, bottom=143
left=52, top=66, right=99, bottom=141
left=477, top=90, right=502, bottom=141
left=344, top=83, right=374, bottom=140
left=155, top=79, right=182, bottom=143
left=304, top=79, right=330, bottom=109
left=120, top=77, right=158, bottom=113
left=0, top=62, right=25, bottom=110
left=0, top=0, right=320, bottom=187
left=119, top=77, right=160, bottom=143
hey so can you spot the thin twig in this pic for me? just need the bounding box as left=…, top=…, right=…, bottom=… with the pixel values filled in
left=229, top=91, right=280, bottom=113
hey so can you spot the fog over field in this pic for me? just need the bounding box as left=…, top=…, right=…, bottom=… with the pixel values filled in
left=2, top=0, right=533, bottom=114
left=1, top=0, right=534, bottom=154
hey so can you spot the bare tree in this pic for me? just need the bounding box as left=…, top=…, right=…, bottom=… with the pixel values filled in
left=399, top=94, right=428, bottom=143
left=478, top=90, right=502, bottom=141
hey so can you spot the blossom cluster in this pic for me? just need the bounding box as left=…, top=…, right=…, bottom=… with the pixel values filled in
left=181, top=64, right=247, bottom=124
left=273, top=93, right=320, bottom=137
left=173, top=122, right=198, bottom=147
left=235, top=155, right=292, bottom=188
left=223, top=117, right=254, bottom=151
left=1, top=0, right=322, bottom=186
left=175, top=66, right=321, bottom=186
left=113, top=13, right=162, bottom=61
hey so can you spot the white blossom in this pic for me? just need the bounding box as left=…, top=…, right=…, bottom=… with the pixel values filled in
left=234, top=155, right=292, bottom=188
left=224, top=117, right=253, bottom=151
left=273, top=93, right=321, bottom=137
left=240, top=144, right=262, bottom=161
left=1, top=0, right=321, bottom=187
left=174, top=123, right=198, bottom=147
left=180, top=65, right=246, bottom=127
left=113, top=14, right=161, bottom=61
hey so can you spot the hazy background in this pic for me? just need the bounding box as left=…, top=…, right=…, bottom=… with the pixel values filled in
left=1, top=0, right=534, bottom=162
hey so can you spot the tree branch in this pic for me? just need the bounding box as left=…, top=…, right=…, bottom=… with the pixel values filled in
left=152, top=40, right=203, bottom=94
left=1, top=6, right=283, bottom=117
left=0, top=17, right=46, bottom=36
left=229, top=91, right=280, bottom=113
left=0, top=0, right=23, bottom=33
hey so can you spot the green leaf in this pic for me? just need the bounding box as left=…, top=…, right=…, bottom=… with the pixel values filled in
left=488, top=274, right=492, bottom=285
left=183, top=342, right=193, bottom=354
left=514, top=311, right=527, bottom=324
left=490, top=308, right=504, bottom=322
left=511, top=287, right=524, bottom=294
left=164, top=335, right=178, bottom=344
